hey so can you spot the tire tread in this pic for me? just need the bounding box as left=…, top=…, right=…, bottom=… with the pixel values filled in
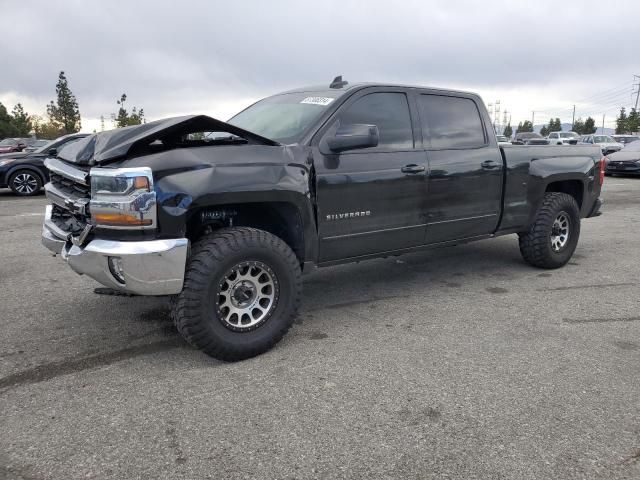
left=173, top=227, right=302, bottom=361
left=519, top=192, right=580, bottom=269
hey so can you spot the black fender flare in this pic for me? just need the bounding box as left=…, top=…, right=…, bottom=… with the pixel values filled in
left=527, top=160, right=596, bottom=225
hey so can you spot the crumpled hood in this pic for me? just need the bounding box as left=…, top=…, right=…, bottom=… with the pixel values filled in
left=56, top=115, right=279, bottom=165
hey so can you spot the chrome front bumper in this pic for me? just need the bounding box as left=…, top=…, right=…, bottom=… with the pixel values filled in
left=42, top=206, right=188, bottom=295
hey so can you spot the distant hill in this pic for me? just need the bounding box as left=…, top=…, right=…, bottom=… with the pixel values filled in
left=533, top=122, right=614, bottom=135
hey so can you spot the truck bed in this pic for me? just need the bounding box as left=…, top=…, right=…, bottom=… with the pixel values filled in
left=498, top=145, right=603, bottom=234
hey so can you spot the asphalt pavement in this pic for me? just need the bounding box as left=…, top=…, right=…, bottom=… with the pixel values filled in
left=0, top=178, right=639, bottom=479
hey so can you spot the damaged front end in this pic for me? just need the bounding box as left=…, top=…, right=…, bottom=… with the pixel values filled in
left=42, top=157, right=188, bottom=295
left=40, top=114, right=311, bottom=295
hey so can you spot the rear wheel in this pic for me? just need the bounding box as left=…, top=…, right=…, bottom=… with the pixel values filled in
left=518, top=192, right=581, bottom=269
left=9, top=170, right=42, bottom=196
left=172, top=227, right=302, bottom=361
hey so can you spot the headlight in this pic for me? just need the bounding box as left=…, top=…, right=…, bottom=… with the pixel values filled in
left=89, top=167, right=156, bottom=229
left=0, top=158, right=17, bottom=167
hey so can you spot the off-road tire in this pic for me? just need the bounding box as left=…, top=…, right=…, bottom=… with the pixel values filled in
left=173, top=227, right=302, bottom=361
left=9, top=169, right=42, bottom=196
left=518, top=192, right=581, bottom=269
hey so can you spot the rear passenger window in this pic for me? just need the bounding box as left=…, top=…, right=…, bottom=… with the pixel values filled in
left=338, top=92, right=414, bottom=150
left=418, top=95, right=486, bottom=149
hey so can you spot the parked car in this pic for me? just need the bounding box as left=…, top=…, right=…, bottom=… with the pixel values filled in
left=547, top=131, right=580, bottom=145
left=605, top=140, right=640, bottom=176
left=0, top=137, right=31, bottom=154
left=0, top=133, right=88, bottom=195
left=611, top=134, right=640, bottom=145
left=42, top=79, right=604, bottom=361
left=496, top=134, right=511, bottom=146
left=579, top=134, right=623, bottom=155
left=512, top=132, right=549, bottom=145
left=22, top=139, right=49, bottom=153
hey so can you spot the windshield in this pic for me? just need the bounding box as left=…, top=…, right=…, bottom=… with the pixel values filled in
left=614, top=136, right=640, bottom=144
left=559, top=132, right=579, bottom=138
left=228, top=92, right=339, bottom=143
left=594, top=136, right=613, bottom=143
left=0, top=138, right=17, bottom=146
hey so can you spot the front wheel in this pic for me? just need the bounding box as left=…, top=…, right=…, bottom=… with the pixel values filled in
left=172, top=227, right=302, bottom=361
left=9, top=170, right=42, bottom=196
left=518, top=192, right=581, bottom=269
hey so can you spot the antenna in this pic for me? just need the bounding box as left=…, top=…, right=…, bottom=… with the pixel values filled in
left=330, top=75, right=348, bottom=89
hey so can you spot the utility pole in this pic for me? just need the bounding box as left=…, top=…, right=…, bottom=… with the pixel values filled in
left=100, top=115, right=105, bottom=132
left=633, top=75, right=640, bottom=110
left=572, top=105, right=576, bottom=130
left=601, top=114, right=606, bottom=134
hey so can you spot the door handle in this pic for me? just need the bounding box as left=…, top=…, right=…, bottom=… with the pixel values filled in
left=401, top=164, right=426, bottom=174
left=481, top=160, right=499, bottom=170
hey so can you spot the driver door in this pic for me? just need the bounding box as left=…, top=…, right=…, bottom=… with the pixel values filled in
left=312, top=89, right=427, bottom=263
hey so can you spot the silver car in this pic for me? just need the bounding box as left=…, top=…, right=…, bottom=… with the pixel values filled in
left=548, top=131, right=580, bottom=145
left=579, top=134, right=623, bottom=155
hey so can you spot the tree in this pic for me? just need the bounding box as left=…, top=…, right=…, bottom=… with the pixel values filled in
left=615, top=107, right=628, bottom=134
left=550, top=118, right=562, bottom=132
left=572, top=118, right=585, bottom=134
left=540, top=125, right=549, bottom=137
left=0, top=102, right=19, bottom=138
left=583, top=116, right=596, bottom=134
left=11, top=103, right=32, bottom=136
left=115, top=94, right=145, bottom=128
left=46, top=71, right=81, bottom=134
left=503, top=122, right=513, bottom=138
left=516, top=120, right=533, bottom=133
left=32, top=114, right=64, bottom=140
left=627, top=108, right=639, bottom=134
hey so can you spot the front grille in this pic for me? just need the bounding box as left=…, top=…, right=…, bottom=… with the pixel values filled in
left=50, top=172, right=91, bottom=197
left=44, top=158, right=92, bottom=238
left=51, top=204, right=88, bottom=235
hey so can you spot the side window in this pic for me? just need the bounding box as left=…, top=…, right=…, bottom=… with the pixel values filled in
left=418, top=95, right=486, bottom=149
left=550, top=133, right=557, bottom=139
left=337, top=92, right=413, bottom=150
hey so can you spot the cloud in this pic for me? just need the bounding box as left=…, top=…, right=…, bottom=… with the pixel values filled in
left=1, top=0, right=638, bottom=131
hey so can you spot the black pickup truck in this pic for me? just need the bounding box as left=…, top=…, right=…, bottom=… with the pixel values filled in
left=42, top=78, right=605, bottom=361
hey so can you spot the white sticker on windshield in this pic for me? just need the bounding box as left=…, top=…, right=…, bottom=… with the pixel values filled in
left=300, top=96, right=335, bottom=106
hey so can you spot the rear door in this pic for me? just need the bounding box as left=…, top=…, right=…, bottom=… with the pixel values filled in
left=313, top=88, right=427, bottom=262
left=417, top=93, right=503, bottom=244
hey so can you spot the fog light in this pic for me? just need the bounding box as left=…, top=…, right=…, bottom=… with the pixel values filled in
left=108, top=256, right=125, bottom=284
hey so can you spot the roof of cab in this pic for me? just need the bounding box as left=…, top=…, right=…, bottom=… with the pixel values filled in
left=277, top=81, right=479, bottom=99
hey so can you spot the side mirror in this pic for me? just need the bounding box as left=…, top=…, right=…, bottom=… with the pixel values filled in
left=327, top=124, right=379, bottom=153
left=48, top=148, right=57, bottom=156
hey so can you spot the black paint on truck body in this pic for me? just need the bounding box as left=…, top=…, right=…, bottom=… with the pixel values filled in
left=53, top=83, right=603, bottom=268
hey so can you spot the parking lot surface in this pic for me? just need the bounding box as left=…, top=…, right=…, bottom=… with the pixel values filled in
left=1, top=179, right=639, bottom=479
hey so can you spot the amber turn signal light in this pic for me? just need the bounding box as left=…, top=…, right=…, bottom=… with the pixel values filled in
left=133, top=176, right=150, bottom=190
left=93, top=213, right=153, bottom=226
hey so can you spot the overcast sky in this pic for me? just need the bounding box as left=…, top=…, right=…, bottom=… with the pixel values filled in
left=1, top=0, right=639, bottom=133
